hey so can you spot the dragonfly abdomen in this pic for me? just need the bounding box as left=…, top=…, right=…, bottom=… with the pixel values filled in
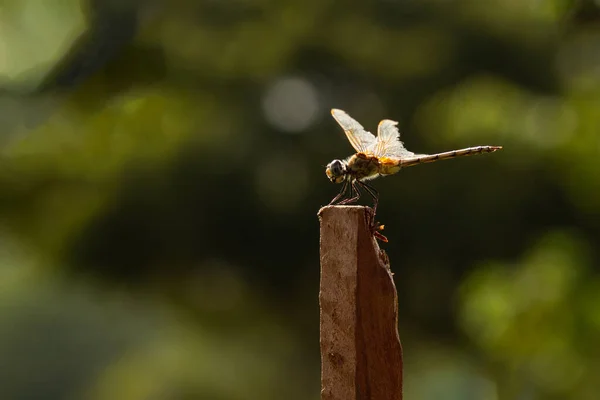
left=377, top=158, right=402, bottom=176
left=399, top=146, right=502, bottom=168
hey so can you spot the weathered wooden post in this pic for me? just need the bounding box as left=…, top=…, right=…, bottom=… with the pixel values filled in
left=318, top=205, right=403, bottom=400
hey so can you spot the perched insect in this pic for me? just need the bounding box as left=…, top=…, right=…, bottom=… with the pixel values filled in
left=326, top=108, right=502, bottom=218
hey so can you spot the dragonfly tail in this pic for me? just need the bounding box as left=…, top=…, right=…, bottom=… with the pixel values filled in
left=400, top=146, right=502, bottom=168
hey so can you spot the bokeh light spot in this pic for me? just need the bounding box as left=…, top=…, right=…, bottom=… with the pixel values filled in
left=262, top=76, right=320, bottom=133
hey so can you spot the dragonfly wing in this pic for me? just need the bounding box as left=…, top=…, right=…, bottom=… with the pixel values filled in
left=371, top=119, right=418, bottom=158
left=331, top=109, right=377, bottom=153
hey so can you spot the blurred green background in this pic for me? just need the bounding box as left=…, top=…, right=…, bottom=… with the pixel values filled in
left=0, top=0, right=599, bottom=399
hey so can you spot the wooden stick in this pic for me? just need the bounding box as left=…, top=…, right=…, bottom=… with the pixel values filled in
left=318, top=205, right=403, bottom=400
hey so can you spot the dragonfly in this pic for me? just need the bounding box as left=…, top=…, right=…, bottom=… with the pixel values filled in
left=325, top=108, right=502, bottom=221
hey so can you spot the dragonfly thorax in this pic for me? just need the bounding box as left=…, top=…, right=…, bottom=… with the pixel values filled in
left=325, top=159, right=348, bottom=184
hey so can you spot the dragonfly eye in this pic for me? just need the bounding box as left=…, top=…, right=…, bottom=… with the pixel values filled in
left=326, top=159, right=346, bottom=183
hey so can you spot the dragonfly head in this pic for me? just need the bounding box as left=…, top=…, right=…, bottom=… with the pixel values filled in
left=326, top=159, right=347, bottom=184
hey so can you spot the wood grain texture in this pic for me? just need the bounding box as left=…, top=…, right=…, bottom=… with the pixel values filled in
left=318, top=205, right=403, bottom=400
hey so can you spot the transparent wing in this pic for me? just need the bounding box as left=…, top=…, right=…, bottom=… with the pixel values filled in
left=331, top=109, right=377, bottom=153
left=370, top=119, right=418, bottom=159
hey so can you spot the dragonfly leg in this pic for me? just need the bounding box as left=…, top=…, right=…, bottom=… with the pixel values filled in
left=339, top=180, right=361, bottom=205
left=328, top=179, right=350, bottom=205
left=356, top=180, right=385, bottom=240
left=356, top=180, right=379, bottom=217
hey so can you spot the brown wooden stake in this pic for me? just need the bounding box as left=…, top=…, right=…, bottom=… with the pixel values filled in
left=318, top=205, right=403, bottom=400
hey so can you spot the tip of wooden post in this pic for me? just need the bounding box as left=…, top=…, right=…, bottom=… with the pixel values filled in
left=317, top=205, right=372, bottom=218
left=318, top=205, right=384, bottom=245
